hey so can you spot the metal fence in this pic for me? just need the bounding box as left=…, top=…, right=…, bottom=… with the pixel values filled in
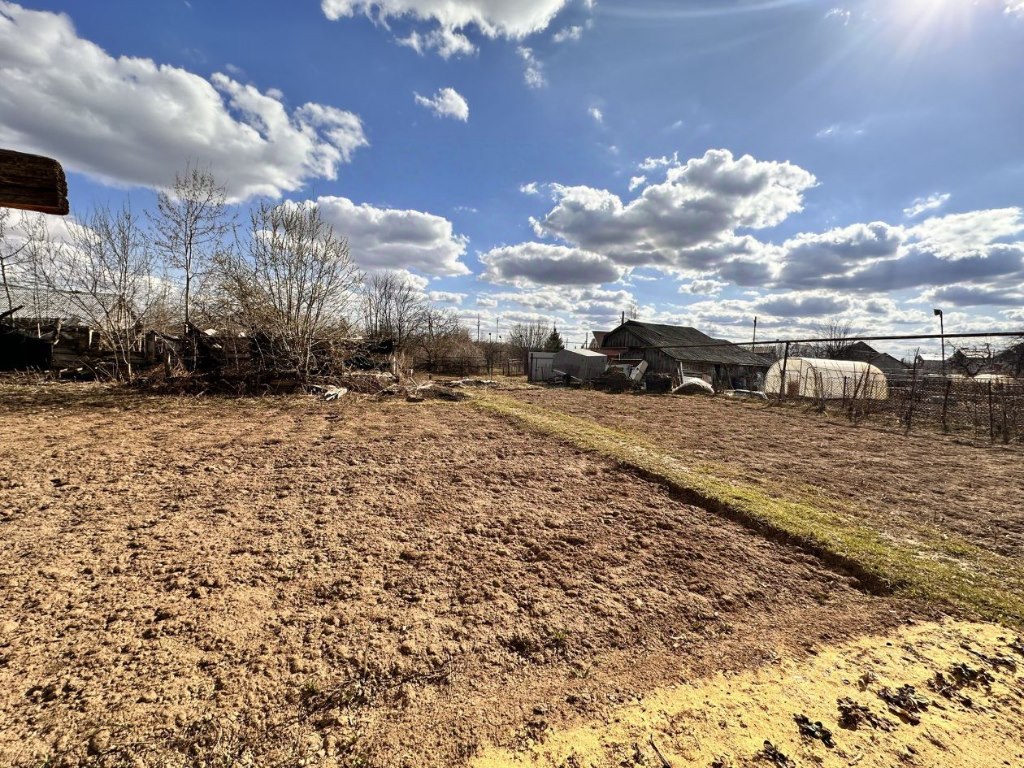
left=625, top=328, right=1024, bottom=443
left=414, top=355, right=524, bottom=378
left=782, top=369, right=1024, bottom=443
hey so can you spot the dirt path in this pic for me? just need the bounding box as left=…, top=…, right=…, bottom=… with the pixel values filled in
left=0, top=384, right=922, bottom=767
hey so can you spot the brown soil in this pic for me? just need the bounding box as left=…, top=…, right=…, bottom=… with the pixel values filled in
left=0, top=383, right=920, bottom=767
left=476, top=619, right=1024, bottom=768
left=504, top=388, right=1024, bottom=560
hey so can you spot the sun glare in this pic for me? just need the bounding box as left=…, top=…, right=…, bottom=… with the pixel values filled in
left=890, top=0, right=978, bottom=35
left=878, top=0, right=985, bottom=59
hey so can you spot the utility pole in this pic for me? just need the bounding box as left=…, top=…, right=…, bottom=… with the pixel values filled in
left=752, top=316, right=758, bottom=351
left=934, top=308, right=945, bottom=376
left=476, top=314, right=481, bottom=343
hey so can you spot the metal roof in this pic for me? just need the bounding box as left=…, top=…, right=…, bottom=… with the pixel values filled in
left=604, top=320, right=769, bottom=366
left=2, top=283, right=112, bottom=324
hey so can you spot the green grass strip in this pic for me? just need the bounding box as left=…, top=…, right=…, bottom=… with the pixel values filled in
left=471, top=392, right=1024, bottom=628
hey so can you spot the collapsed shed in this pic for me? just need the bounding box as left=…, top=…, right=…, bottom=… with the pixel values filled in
left=764, top=357, right=889, bottom=400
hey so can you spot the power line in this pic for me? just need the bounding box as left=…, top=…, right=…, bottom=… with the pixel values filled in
left=618, top=330, right=1023, bottom=352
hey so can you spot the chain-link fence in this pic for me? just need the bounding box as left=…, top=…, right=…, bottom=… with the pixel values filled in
left=781, top=368, right=1024, bottom=443
left=762, top=332, right=1024, bottom=443
left=414, top=354, right=524, bottom=377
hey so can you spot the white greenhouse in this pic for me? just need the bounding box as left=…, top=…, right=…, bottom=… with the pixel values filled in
left=764, top=358, right=889, bottom=401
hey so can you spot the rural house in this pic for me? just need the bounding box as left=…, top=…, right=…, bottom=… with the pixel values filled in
left=599, top=320, right=769, bottom=390
left=836, top=341, right=907, bottom=376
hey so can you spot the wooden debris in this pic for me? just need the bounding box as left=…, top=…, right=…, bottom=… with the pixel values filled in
left=0, top=149, right=69, bottom=215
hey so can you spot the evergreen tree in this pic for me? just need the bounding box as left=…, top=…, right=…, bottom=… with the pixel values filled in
left=543, top=326, right=565, bottom=352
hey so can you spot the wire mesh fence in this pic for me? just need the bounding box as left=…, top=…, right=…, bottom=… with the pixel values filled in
left=618, top=328, right=1024, bottom=443
left=414, top=355, right=524, bottom=378
left=776, top=367, right=1024, bottom=443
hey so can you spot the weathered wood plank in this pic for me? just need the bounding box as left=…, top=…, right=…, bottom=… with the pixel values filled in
left=0, top=149, right=69, bottom=216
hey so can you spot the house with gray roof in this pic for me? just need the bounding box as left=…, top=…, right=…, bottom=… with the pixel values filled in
left=599, top=320, right=769, bottom=390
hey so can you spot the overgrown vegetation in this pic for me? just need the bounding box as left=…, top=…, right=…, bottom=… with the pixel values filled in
left=0, top=168, right=477, bottom=384
left=472, top=391, right=1024, bottom=627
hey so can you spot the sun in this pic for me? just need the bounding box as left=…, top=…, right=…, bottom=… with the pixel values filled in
left=881, top=0, right=984, bottom=54
left=890, top=0, right=979, bottom=31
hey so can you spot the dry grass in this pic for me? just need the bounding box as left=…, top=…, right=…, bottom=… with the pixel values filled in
left=472, top=391, right=1024, bottom=627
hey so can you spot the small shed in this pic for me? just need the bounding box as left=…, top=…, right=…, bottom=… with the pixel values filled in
left=528, top=351, right=555, bottom=382
left=765, top=358, right=889, bottom=400
left=553, top=348, right=607, bottom=382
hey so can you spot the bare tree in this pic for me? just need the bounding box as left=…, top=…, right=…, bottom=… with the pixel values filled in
left=1002, top=336, right=1024, bottom=378
left=218, top=201, right=361, bottom=382
left=12, top=212, right=61, bottom=336
left=40, top=204, right=169, bottom=379
left=150, top=165, right=232, bottom=332
left=360, top=271, right=427, bottom=356
left=626, top=298, right=640, bottom=321
left=811, top=317, right=855, bottom=359
left=414, top=306, right=466, bottom=370
left=507, top=320, right=549, bottom=367
left=0, top=208, right=29, bottom=313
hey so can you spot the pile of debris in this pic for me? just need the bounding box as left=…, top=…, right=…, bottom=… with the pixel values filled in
left=446, top=378, right=499, bottom=388
left=399, top=382, right=469, bottom=402
left=312, top=376, right=499, bottom=403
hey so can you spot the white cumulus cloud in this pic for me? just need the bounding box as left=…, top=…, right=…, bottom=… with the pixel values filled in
left=480, top=243, right=623, bottom=286
left=532, top=149, right=817, bottom=273
left=0, top=2, right=368, bottom=202
left=414, top=87, right=470, bottom=121
left=588, top=106, right=604, bottom=123
left=903, top=193, right=951, bottom=219
left=552, top=24, right=583, bottom=42
left=321, top=0, right=573, bottom=48
left=398, top=27, right=476, bottom=57
left=314, top=196, right=471, bottom=276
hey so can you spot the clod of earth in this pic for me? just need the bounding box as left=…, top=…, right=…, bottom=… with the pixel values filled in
left=929, top=662, right=995, bottom=700
left=794, top=713, right=835, bottom=748
left=837, top=696, right=896, bottom=732
left=960, top=642, right=1018, bottom=673
left=754, top=740, right=795, bottom=767
left=877, top=685, right=931, bottom=724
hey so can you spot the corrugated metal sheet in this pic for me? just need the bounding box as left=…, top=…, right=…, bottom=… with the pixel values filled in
left=3, top=283, right=113, bottom=324
left=602, top=321, right=769, bottom=367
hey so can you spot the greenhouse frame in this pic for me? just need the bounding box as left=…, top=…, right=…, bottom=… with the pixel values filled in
left=764, top=358, right=889, bottom=401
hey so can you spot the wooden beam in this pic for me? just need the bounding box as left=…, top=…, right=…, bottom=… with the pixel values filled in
left=0, top=149, right=69, bottom=216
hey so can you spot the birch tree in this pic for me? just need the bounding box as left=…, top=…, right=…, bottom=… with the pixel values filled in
left=150, top=165, right=231, bottom=331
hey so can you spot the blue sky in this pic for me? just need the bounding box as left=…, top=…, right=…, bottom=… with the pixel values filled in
left=2, top=0, right=1023, bottom=355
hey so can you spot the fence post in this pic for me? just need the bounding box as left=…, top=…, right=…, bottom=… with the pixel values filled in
left=1002, top=387, right=1009, bottom=444
left=778, top=342, right=790, bottom=402
left=988, top=381, right=995, bottom=443
left=941, top=379, right=952, bottom=433
left=905, top=356, right=919, bottom=435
